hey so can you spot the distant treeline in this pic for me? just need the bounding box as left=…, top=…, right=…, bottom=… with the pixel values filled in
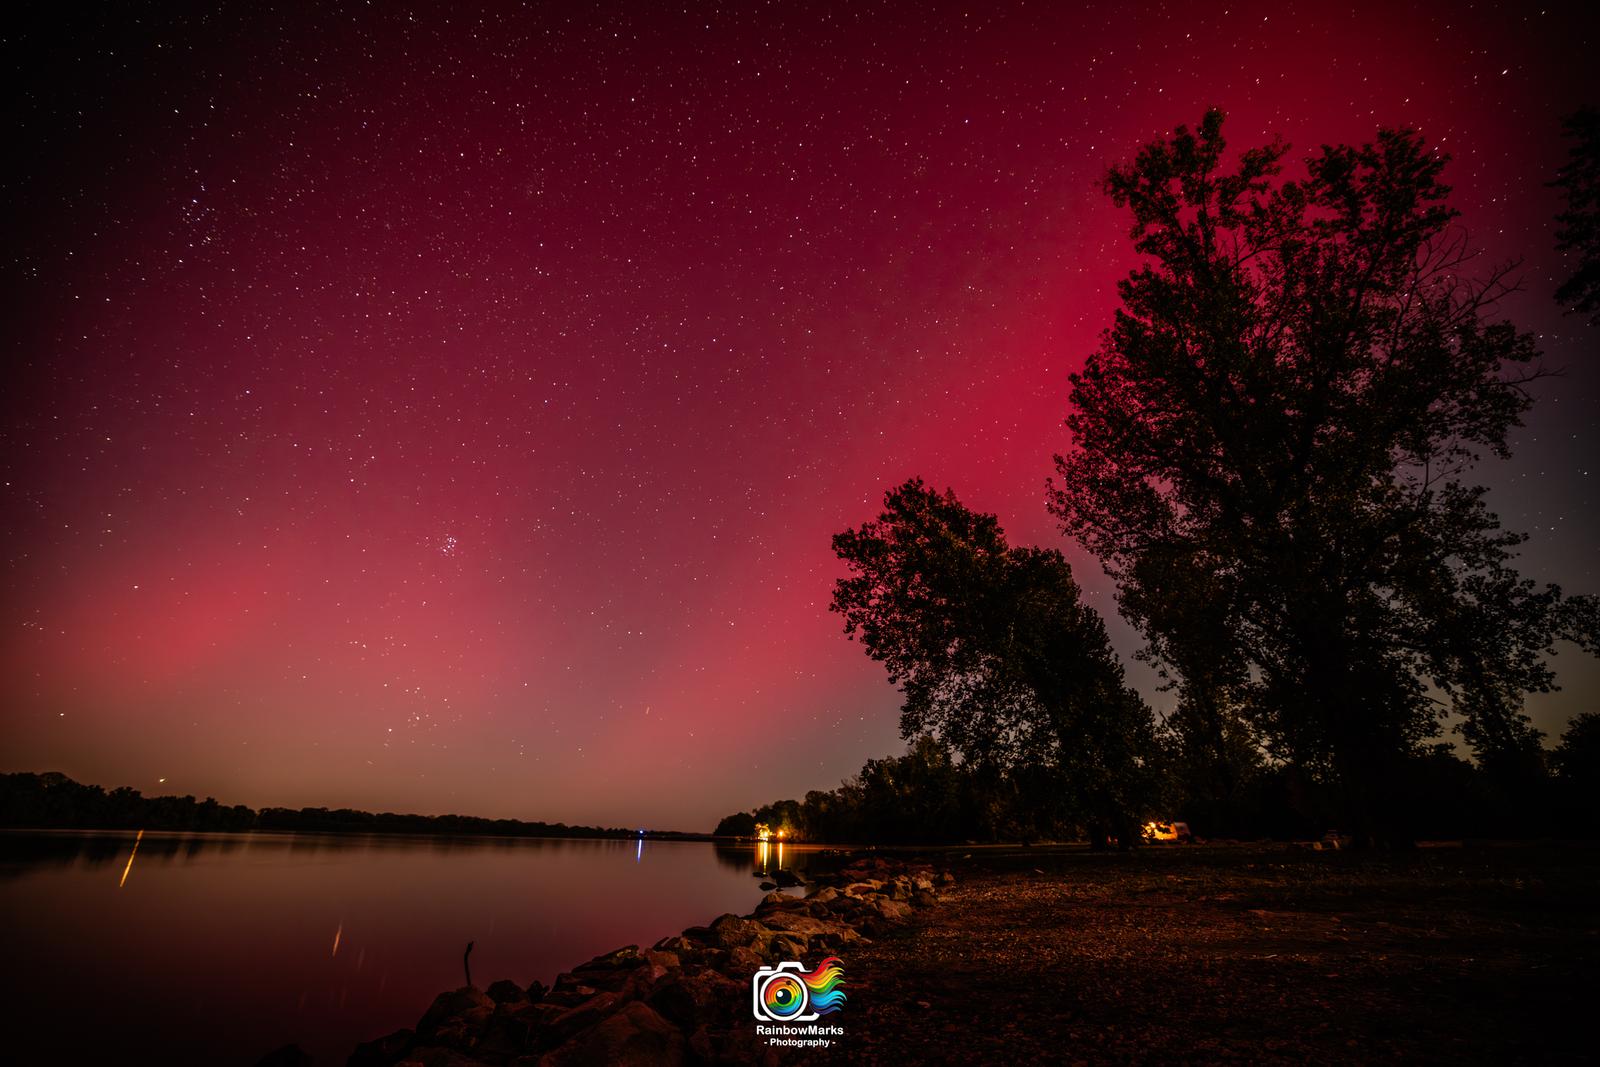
left=717, top=717, right=1600, bottom=845
left=0, top=772, right=694, bottom=839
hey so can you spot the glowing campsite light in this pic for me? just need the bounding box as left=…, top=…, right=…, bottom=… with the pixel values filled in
left=1142, top=821, right=1187, bottom=842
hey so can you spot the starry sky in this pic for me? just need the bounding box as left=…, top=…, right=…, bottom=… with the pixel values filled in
left=4, top=1, right=1596, bottom=829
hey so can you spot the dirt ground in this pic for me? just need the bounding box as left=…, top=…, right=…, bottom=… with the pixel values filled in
left=802, top=843, right=1598, bottom=1066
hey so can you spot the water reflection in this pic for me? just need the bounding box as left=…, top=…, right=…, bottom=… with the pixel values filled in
left=118, top=828, right=144, bottom=888
left=0, top=831, right=793, bottom=1066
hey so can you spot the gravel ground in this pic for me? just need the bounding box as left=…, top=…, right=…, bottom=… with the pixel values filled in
left=798, top=844, right=1598, bottom=1066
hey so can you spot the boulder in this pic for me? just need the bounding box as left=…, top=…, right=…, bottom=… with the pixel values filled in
left=871, top=897, right=913, bottom=922
left=547, top=991, right=621, bottom=1043
left=759, top=911, right=856, bottom=943
left=537, top=1002, right=687, bottom=1067
left=806, top=886, right=839, bottom=905
left=644, top=949, right=681, bottom=971
left=725, top=944, right=766, bottom=975
left=773, top=869, right=805, bottom=888
left=526, top=979, right=548, bottom=1003
left=759, top=891, right=786, bottom=906
left=647, top=970, right=743, bottom=1030
left=708, top=913, right=769, bottom=949
left=578, top=945, right=646, bottom=971
left=475, top=1001, right=547, bottom=1059
left=487, top=979, right=528, bottom=1005
left=415, top=987, right=494, bottom=1042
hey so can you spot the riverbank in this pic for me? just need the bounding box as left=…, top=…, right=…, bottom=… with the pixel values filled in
left=807, top=842, right=1598, bottom=1065
left=320, top=856, right=945, bottom=1067
left=326, top=843, right=1596, bottom=1066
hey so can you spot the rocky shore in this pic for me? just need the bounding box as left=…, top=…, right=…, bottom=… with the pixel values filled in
left=337, top=857, right=952, bottom=1067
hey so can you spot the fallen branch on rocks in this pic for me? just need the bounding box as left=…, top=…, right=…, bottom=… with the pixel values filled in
left=345, top=857, right=954, bottom=1067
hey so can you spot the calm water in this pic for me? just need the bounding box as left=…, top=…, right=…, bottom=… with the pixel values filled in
left=0, top=830, right=821, bottom=1065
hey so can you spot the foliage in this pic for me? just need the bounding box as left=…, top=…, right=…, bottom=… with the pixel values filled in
left=0, top=771, right=640, bottom=838
left=717, top=734, right=1086, bottom=845
left=1048, top=109, right=1595, bottom=845
left=1553, top=106, right=1600, bottom=325
left=830, top=479, right=1159, bottom=847
left=1552, top=712, right=1600, bottom=833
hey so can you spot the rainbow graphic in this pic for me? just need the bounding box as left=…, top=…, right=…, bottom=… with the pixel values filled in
left=799, top=957, right=846, bottom=1015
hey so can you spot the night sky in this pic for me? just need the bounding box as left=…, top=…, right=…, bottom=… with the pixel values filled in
left=4, top=1, right=1596, bottom=829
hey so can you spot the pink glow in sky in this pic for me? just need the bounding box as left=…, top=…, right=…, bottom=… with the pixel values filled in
left=4, top=1, right=1596, bottom=828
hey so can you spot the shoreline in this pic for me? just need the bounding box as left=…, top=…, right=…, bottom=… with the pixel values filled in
left=300, top=854, right=948, bottom=1067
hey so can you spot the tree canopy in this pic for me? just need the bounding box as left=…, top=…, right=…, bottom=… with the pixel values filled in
left=831, top=478, right=1157, bottom=847
left=1553, top=106, right=1600, bottom=325
left=1048, top=109, right=1596, bottom=845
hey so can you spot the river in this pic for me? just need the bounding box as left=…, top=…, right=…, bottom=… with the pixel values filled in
left=0, top=830, right=821, bottom=1064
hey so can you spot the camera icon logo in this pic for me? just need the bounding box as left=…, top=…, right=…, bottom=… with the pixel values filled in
left=751, top=957, right=845, bottom=1022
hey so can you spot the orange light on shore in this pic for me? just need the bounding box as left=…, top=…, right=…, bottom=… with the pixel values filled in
left=118, top=829, right=145, bottom=888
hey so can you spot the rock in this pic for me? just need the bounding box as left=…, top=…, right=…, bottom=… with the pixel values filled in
left=537, top=1002, right=686, bottom=1067
left=547, top=991, right=621, bottom=1043
left=255, top=1044, right=311, bottom=1067
left=937, top=871, right=956, bottom=886
left=912, top=890, right=939, bottom=907
left=708, top=913, right=769, bottom=949
left=526, top=979, right=548, bottom=1003
left=806, top=886, right=839, bottom=905
left=476, top=1002, right=545, bottom=1059
left=725, top=944, right=766, bottom=974
left=679, top=925, right=716, bottom=945
left=543, top=986, right=598, bottom=1009
left=759, top=891, right=785, bottom=905
left=773, top=869, right=805, bottom=888
left=349, top=1028, right=414, bottom=1067
left=643, top=949, right=681, bottom=971
left=841, top=880, right=884, bottom=898
left=646, top=971, right=743, bottom=1030
left=872, top=897, right=914, bottom=922
left=759, top=911, right=856, bottom=943
left=579, top=945, right=646, bottom=971
left=416, top=987, right=494, bottom=1042
left=488, top=978, right=529, bottom=1004
left=758, top=881, right=777, bottom=891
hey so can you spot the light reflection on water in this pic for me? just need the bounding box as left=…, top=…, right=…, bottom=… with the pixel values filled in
left=0, top=830, right=839, bottom=1066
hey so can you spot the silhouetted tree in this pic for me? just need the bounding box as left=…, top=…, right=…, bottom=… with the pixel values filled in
left=1553, top=106, right=1600, bottom=325
left=1049, top=109, right=1596, bottom=846
left=832, top=479, right=1157, bottom=848
left=712, top=811, right=757, bottom=837
left=1552, top=712, right=1600, bottom=834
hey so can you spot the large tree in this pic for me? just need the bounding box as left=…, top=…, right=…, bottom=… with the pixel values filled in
left=1049, top=110, right=1595, bottom=846
left=1553, top=106, right=1600, bottom=325
left=832, top=478, right=1156, bottom=848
